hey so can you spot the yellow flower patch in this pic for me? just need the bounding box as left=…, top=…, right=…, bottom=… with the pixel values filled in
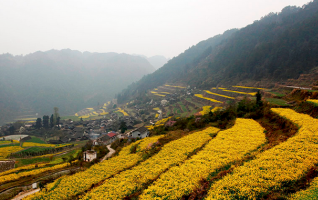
left=194, top=94, right=223, bottom=103
left=140, top=119, right=266, bottom=200
left=307, top=99, right=318, bottom=105
left=207, top=108, right=318, bottom=200
left=0, top=146, right=24, bottom=159
left=199, top=106, right=211, bottom=115
left=0, top=162, right=70, bottom=184
left=80, top=127, right=219, bottom=200
left=223, top=89, right=256, bottom=96
left=233, top=85, right=267, bottom=90
left=204, top=90, right=235, bottom=99
left=117, top=107, right=129, bottom=116
left=26, top=136, right=164, bottom=200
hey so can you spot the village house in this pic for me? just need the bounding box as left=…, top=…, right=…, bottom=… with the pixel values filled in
left=83, top=150, right=97, bottom=162
left=128, top=126, right=149, bottom=139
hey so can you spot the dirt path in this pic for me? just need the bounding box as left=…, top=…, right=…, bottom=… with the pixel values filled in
left=11, top=188, right=40, bottom=200
left=101, top=145, right=115, bottom=161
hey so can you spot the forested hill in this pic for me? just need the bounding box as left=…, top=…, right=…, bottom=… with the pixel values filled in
left=0, top=49, right=155, bottom=124
left=118, top=1, right=318, bottom=103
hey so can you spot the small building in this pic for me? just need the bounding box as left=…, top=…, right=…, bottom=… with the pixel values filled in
left=83, top=150, right=97, bottom=162
left=128, top=126, right=149, bottom=139
left=107, top=132, right=117, bottom=143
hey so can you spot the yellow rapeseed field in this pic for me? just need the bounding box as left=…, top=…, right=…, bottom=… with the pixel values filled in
left=0, top=146, right=24, bottom=159
left=140, top=118, right=266, bottom=199
left=0, top=163, right=47, bottom=177
left=206, top=108, right=318, bottom=200
left=233, top=85, right=266, bottom=90
left=223, top=89, right=256, bottom=96
left=204, top=90, right=235, bottom=99
left=199, top=106, right=211, bottom=115
left=307, top=99, right=318, bottom=105
left=25, top=136, right=164, bottom=200
left=80, top=127, right=219, bottom=200
left=1, top=162, right=70, bottom=184
left=117, top=107, right=129, bottom=116
left=22, top=142, right=56, bottom=148
left=194, top=94, right=223, bottom=103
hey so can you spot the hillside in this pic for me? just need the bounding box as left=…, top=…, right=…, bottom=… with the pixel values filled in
left=118, top=1, right=318, bottom=103
left=0, top=49, right=155, bottom=125
left=8, top=97, right=318, bottom=200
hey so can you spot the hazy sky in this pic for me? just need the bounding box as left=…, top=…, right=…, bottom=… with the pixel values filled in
left=0, top=0, right=311, bottom=58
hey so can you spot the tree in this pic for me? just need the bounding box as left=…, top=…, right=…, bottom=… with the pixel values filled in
left=35, top=118, right=42, bottom=129
left=119, top=121, right=127, bottom=133
left=57, top=117, right=61, bottom=129
left=8, top=126, right=15, bottom=134
left=53, top=107, right=60, bottom=126
left=256, top=90, right=263, bottom=107
left=50, top=114, right=54, bottom=128
left=43, top=115, right=49, bottom=129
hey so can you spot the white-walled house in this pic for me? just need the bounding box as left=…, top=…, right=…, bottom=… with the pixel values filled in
left=128, top=127, right=149, bottom=139
left=83, top=150, right=97, bottom=162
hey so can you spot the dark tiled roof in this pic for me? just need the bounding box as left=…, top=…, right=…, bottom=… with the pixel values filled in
left=135, top=126, right=148, bottom=133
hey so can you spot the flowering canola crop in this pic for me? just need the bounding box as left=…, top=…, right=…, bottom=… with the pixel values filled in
left=0, top=162, right=70, bottom=184
left=233, top=85, right=267, bottom=90
left=206, top=108, right=318, bottom=200
left=307, top=99, right=318, bottom=105
left=0, top=146, right=24, bottom=159
left=223, top=89, right=256, bottom=96
left=25, top=136, right=163, bottom=200
left=117, top=107, right=129, bottom=116
left=0, top=163, right=47, bottom=177
left=204, top=90, right=235, bottom=99
left=140, top=118, right=266, bottom=199
left=199, top=106, right=211, bottom=115
left=80, top=127, right=219, bottom=200
left=194, top=94, right=222, bottom=103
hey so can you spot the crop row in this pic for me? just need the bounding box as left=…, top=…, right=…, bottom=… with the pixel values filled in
left=0, top=162, right=70, bottom=184
left=25, top=135, right=164, bottom=200
left=194, top=94, right=222, bottom=103
left=0, top=163, right=47, bottom=177
left=206, top=108, right=318, bottom=199
left=117, top=107, right=129, bottom=116
left=80, top=127, right=220, bottom=200
left=233, top=85, right=266, bottom=90
left=140, top=118, right=266, bottom=199
left=204, top=90, right=235, bottom=99
left=307, top=99, right=318, bottom=105
left=222, top=89, right=256, bottom=96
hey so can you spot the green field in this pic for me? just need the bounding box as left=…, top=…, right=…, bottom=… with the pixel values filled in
left=186, top=98, right=204, bottom=107
left=178, top=102, right=188, bottom=112
left=265, top=98, right=289, bottom=106
left=269, top=91, right=285, bottom=97
left=19, top=146, right=53, bottom=154
left=16, top=157, right=51, bottom=167
left=50, top=149, right=81, bottom=164
left=25, top=136, right=46, bottom=144
left=0, top=143, right=20, bottom=148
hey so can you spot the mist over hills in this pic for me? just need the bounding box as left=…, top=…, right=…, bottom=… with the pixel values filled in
left=0, top=49, right=155, bottom=124
left=133, top=54, right=169, bottom=70
left=118, top=1, right=318, bottom=103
